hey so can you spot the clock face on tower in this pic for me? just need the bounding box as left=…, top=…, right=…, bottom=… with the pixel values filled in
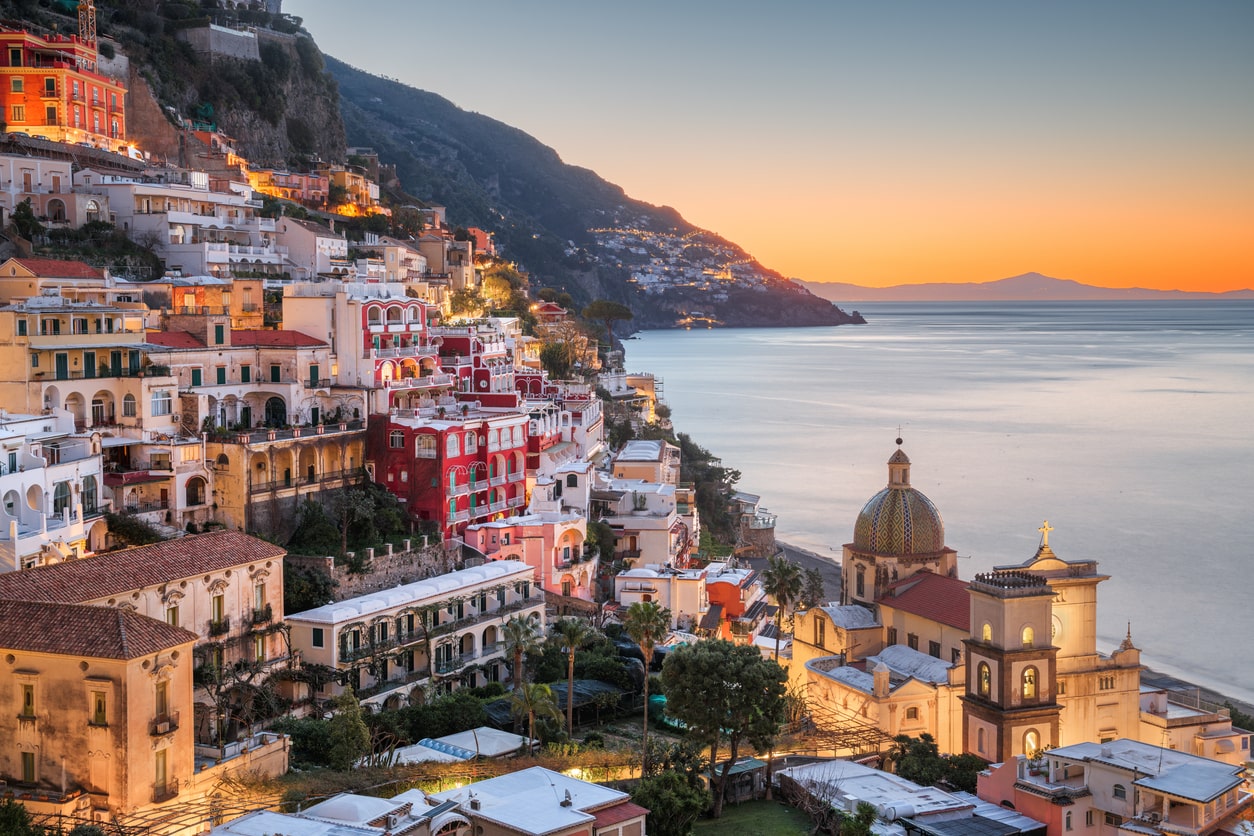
left=1052, top=614, right=1063, bottom=640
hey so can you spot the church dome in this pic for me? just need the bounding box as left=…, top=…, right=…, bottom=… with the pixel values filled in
left=852, top=446, right=946, bottom=556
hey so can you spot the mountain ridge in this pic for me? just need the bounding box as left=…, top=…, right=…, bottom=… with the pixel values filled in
left=800, top=272, right=1254, bottom=302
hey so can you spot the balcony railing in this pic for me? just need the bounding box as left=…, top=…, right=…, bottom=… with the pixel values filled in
left=507, top=496, right=527, bottom=508
left=251, top=604, right=273, bottom=625
left=225, top=420, right=364, bottom=445
left=446, top=509, right=470, bottom=524
left=152, top=780, right=179, bottom=803
left=149, top=711, right=180, bottom=736
left=208, top=617, right=230, bottom=637
left=357, top=666, right=432, bottom=700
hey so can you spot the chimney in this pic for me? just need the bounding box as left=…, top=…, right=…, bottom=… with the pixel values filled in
left=560, top=790, right=573, bottom=808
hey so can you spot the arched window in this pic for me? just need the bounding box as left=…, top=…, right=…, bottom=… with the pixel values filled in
left=389, top=430, right=405, bottom=448
left=566, top=474, right=578, bottom=488
left=82, top=475, right=98, bottom=514
left=1024, top=729, right=1040, bottom=757
left=465, top=433, right=477, bottom=454
left=981, top=623, right=993, bottom=642
left=186, top=477, right=206, bottom=506
left=52, top=482, right=72, bottom=515
left=1113, top=784, right=1126, bottom=800
left=367, top=306, right=382, bottom=324
left=978, top=662, right=992, bottom=698
left=1022, top=666, right=1038, bottom=699
left=1022, top=625, right=1035, bottom=647
left=855, top=564, right=865, bottom=597
left=123, top=394, right=137, bottom=417
left=977, top=727, right=986, bottom=754
left=446, top=435, right=459, bottom=457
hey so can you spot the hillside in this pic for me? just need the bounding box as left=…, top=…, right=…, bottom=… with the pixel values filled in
left=801, top=272, right=1254, bottom=303
left=327, top=57, right=860, bottom=329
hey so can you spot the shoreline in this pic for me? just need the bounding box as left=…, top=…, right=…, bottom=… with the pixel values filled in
left=773, top=540, right=1254, bottom=720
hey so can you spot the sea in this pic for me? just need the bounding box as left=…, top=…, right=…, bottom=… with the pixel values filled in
left=627, top=301, right=1254, bottom=704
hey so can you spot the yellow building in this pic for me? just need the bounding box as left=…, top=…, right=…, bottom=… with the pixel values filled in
left=0, top=598, right=197, bottom=819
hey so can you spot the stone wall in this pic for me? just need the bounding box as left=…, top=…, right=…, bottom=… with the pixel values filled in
left=287, top=539, right=461, bottom=602
left=177, top=25, right=261, bottom=62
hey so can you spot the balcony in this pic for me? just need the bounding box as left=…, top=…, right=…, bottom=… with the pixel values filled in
left=368, top=344, right=439, bottom=360
left=250, top=604, right=273, bottom=625
left=208, top=617, right=230, bottom=637
left=152, top=780, right=179, bottom=803
left=304, top=377, right=336, bottom=389
left=149, top=711, right=180, bottom=736
left=224, top=420, right=365, bottom=446
left=507, top=496, right=527, bottom=508
left=446, top=509, right=470, bottom=524
left=489, top=474, right=507, bottom=487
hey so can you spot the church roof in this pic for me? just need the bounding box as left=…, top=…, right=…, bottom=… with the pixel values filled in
left=877, top=571, right=970, bottom=631
left=852, top=445, right=946, bottom=556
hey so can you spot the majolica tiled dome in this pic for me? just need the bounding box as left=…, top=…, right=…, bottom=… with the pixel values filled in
left=852, top=447, right=946, bottom=555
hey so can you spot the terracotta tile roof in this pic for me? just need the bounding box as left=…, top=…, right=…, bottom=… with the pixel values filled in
left=231, top=329, right=327, bottom=347
left=147, top=330, right=206, bottom=348
left=9, top=258, right=105, bottom=280
left=877, top=571, right=970, bottom=631
left=0, top=599, right=197, bottom=659
left=591, top=801, right=649, bottom=828
left=0, top=531, right=286, bottom=604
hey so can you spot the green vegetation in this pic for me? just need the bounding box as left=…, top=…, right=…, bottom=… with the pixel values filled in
left=762, top=555, right=802, bottom=662
left=624, top=601, right=671, bottom=770
left=691, top=800, right=811, bottom=836
left=103, top=511, right=166, bottom=547
left=285, top=482, right=408, bottom=563
left=661, top=640, right=787, bottom=817
left=884, top=733, right=988, bottom=793
left=633, top=772, right=710, bottom=836
left=283, top=563, right=337, bottom=615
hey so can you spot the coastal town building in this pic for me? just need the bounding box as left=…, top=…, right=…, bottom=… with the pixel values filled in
left=976, top=739, right=1252, bottom=836
left=0, top=26, right=128, bottom=152
left=0, top=408, right=106, bottom=569
left=286, top=560, right=544, bottom=710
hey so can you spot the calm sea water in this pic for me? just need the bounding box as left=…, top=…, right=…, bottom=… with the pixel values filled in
left=628, top=302, right=1254, bottom=703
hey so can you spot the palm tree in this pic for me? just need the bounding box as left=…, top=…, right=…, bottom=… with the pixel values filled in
left=502, top=615, right=542, bottom=689
left=623, top=601, right=671, bottom=770
left=553, top=618, right=594, bottom=736
left=510, top=682, right=561, bottom=746
left=762, top=554, right=803, bottom=661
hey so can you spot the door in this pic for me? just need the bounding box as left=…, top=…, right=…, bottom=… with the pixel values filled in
left=55, top=353, right=69, bottom=380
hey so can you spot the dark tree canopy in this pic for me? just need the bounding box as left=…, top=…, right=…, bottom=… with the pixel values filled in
left=660, top=639, right=787, bottom=817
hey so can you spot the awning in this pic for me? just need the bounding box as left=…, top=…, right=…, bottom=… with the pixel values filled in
left=698, top=604, right=723, bottom=630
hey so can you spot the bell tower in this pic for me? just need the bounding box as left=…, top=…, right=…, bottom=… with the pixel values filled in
left=962, top=569, right=1061, bottom=763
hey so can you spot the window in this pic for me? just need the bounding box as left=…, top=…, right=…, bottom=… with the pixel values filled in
left=1100, top=675, right=1116, bottom=691
left=45, top=77, right=55, bottom=95
left=211, top=594, right=224, bottom=622
left=45, top=105, right=56, bottom=123
left=270, top=364, right=281, bottom=382
left=216, top=366, right=226, bottom=385
left=1022, top=666, right=1038, bottom=699
left=191, top=368, right=202, bottom=387
left=21, top=751, right=34, bottom=783
left=1057, top=678, right=1067, bottom=695
left=1086, top=811, right=1094, bottom=827
left=465, top=433, right=477, bottom=454
left=981, top=623, right=992, bottom=642
left=1066, top=812, right=1072, bottom=831
left=1023, top=729, right=1040, bottom=757
left=254, top=634, right=266, bottom=662
left=1022, top=625, right=1035, bottom=647
left=16, top=319, right=26, bottom=337
left=312, top=627, right=324, bottom=648
left=929, top=640, right=941, bottom=658
left=978, top=662, right=991, bottom=698
left=446, top=435, right=459, bottom=457
left=886, top=627, right=898, bottom=645
left=814, top=617, right=825, bottom=648
left=309, top=364, right=320, bottom=385
left=11, top=104, right=24, bottom=122
left=151, top=390, right=173, bottom=416
left=154, top=680, right=168, bottom=718
left=241, top=364, right=251, bottom=383
left=10, top=77, right=21, bottom=92
left=905, top=706, right=919, bottom=720
left=1113, top=784, right=1126, bottom=800
left=166, top=605, right=179, bottom=627
left=254, top=583, right=266, bottom=612
left=90, top=691, right=107, bottom=726
left=21, top=683, right=35, bottom=717
left=977, top=727, right=986, bottom=754
left=952, top=647, right=963, bottom=665
left=855, top=564, right=865, bottom=597
left=1104, top=814, right=1122, bottom=828
left=390, top=430, right=405, bottom=448
left=123, top=394, right=136, bottom=417
left=9, top=48, right=21, bottom=67
left=214, top=324, right=225, bottom=345
left=907, top=633, right=919, bottom=651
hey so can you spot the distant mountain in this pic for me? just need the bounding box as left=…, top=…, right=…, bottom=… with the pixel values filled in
left=800, top=273, right=1254, bottom=302
left=326, top=57, right=860, bottom=330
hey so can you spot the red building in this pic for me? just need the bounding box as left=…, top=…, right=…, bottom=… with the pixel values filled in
left=368, top=409, right=530, bottom=540
left=0, top=27, right=127, bottom=150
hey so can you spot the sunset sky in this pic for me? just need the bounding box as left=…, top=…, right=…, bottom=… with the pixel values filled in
left=288, top=1, right=1253, bottom=292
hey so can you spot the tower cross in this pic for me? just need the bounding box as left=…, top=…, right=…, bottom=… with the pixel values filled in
left=1038, top=520, right=1053, bottom=547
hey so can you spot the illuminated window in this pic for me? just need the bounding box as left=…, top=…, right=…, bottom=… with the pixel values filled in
left=1024, top=729, right=1040, bottom=757
left=166, top=606, right=179, bottom=627
left=978, top=662, right=991, bottom=698
left=90, top=691, right=107, bottom=725
left=981, top=623, right=992, bottom=642
left=1022, top=625, right=1035, bottom=647
left=155, top=681, right=168, bottom=717
left=1022, top=666, right=1038, bottom=699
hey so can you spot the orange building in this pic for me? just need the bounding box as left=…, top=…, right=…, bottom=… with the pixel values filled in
left=0, top=27, right=127, bottom=151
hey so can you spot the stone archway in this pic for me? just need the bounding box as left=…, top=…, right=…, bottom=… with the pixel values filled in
left=264, top=397, right=287, bottom=427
